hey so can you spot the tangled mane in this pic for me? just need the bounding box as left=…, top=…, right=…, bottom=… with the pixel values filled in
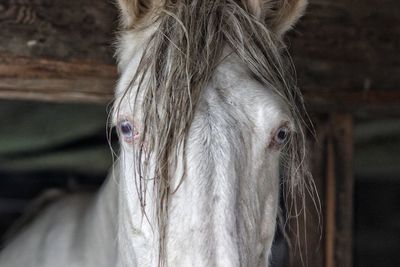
left=115, top=0, right=318, bottom=265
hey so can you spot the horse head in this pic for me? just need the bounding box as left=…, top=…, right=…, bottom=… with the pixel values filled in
left=112, top=1, right=311, bottom=266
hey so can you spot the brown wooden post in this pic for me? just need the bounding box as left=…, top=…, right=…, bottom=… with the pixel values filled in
left=325, top=136, right=336, bottom=267
left=288, top=115, right=328, bottom=267
left=331, top=114, right=354, bottom=267
left=288, top=114, right=353, bottom=267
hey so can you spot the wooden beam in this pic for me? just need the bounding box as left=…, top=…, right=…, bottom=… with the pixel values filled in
left=1, top=55, right=400, bottom=113
left=1, top=0, right=400, bottom=112
left=0, top=54, right=116, bottom=103
left=304, top=90, right=400, bottom=114
left=290, top=0, right=400, bottom=94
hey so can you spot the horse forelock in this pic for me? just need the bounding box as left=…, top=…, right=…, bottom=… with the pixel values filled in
left=114, top=0, right=318, bottom=265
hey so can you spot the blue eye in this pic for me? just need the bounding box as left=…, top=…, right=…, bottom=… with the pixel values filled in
left=119, top=120, right=134, bottom=139
left=275, top=127, right=289, bottom=145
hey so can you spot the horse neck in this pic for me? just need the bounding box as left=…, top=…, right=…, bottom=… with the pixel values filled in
left=84, top=174, right=119, bottom=262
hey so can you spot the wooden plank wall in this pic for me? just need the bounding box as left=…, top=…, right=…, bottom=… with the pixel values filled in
left=0, top=0, right=117, bottom=103
left=0, top=0, right=399, bottom=111
left=290, top=0, right=400, bottom=113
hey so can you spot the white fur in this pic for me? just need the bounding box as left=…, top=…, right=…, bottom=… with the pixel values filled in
left=114, top=27, right=293, bottom=266
left=0, top=27, right=293, bottom=267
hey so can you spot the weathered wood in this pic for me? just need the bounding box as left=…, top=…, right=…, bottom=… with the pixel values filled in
left=1, top=52, right=400, bottom=112
left=0, top=0, right=399, bottom=112
left=290, top=0, right=400, bottom=93
left=0, top=0, right=117, bottom=63
left=325, top=138, right=336, bottom=267
left=331, top=114, right=353, bottom=267
left=303, top=90, right=400, bottom=114
left=288, top=116, right=327, bottom=267
left=324, top=115, right=354, bottom=267
left=288, top=114, right=354, bottom=267
left=0, top=0, right=118, bottom=102
left=0, top=54, right=116, bottom=103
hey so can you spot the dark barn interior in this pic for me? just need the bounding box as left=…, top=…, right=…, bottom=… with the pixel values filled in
left=1, top=0, right=400, bottom=267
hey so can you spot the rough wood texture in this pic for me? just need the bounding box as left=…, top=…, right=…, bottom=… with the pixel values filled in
left=289, top=115, right=354, bottom=267
left=0, top=53, right=116, bottom=103
left=325, top=138, right=336, bottom=267
left=289, top=0, right=400, bottom=113
left=0, top=0, right=118, bottom=103
left=0, top=0, right=117, bottom=63
left=0, top=0, right=399, bottom=112
left=288, top=116, right=327, bottom=267
left=331, top=114, right=353, bottom=267
left=290, top=0, right=400, bottom=92
left=303, top=90, right=400, bottom=114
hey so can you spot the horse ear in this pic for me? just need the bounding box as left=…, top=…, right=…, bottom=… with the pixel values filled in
left=245, top=0, right=308, bottom=36
left=116, top=0, right=154, bottom=28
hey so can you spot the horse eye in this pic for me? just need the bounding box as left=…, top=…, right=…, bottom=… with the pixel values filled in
left=274, top=127, right=290, bottom=145
left=118, top=120, right=134, bottom=140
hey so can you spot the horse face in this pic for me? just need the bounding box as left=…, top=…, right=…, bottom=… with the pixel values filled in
left=164, top=55, right=293, bottom=266
left=113, top=44, right=293, bottom=266
left=112, top=1, right=307, bottom=266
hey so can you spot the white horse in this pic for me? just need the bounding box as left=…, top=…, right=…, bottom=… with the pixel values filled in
left=0, top=0, right=312, bottom=266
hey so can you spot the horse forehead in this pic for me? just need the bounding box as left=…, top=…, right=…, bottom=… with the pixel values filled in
left=113, top=67, right=289, bottom=128
left=113, top=42, right=289, bottom=125
left=209, top=58, right=290, bottom=122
